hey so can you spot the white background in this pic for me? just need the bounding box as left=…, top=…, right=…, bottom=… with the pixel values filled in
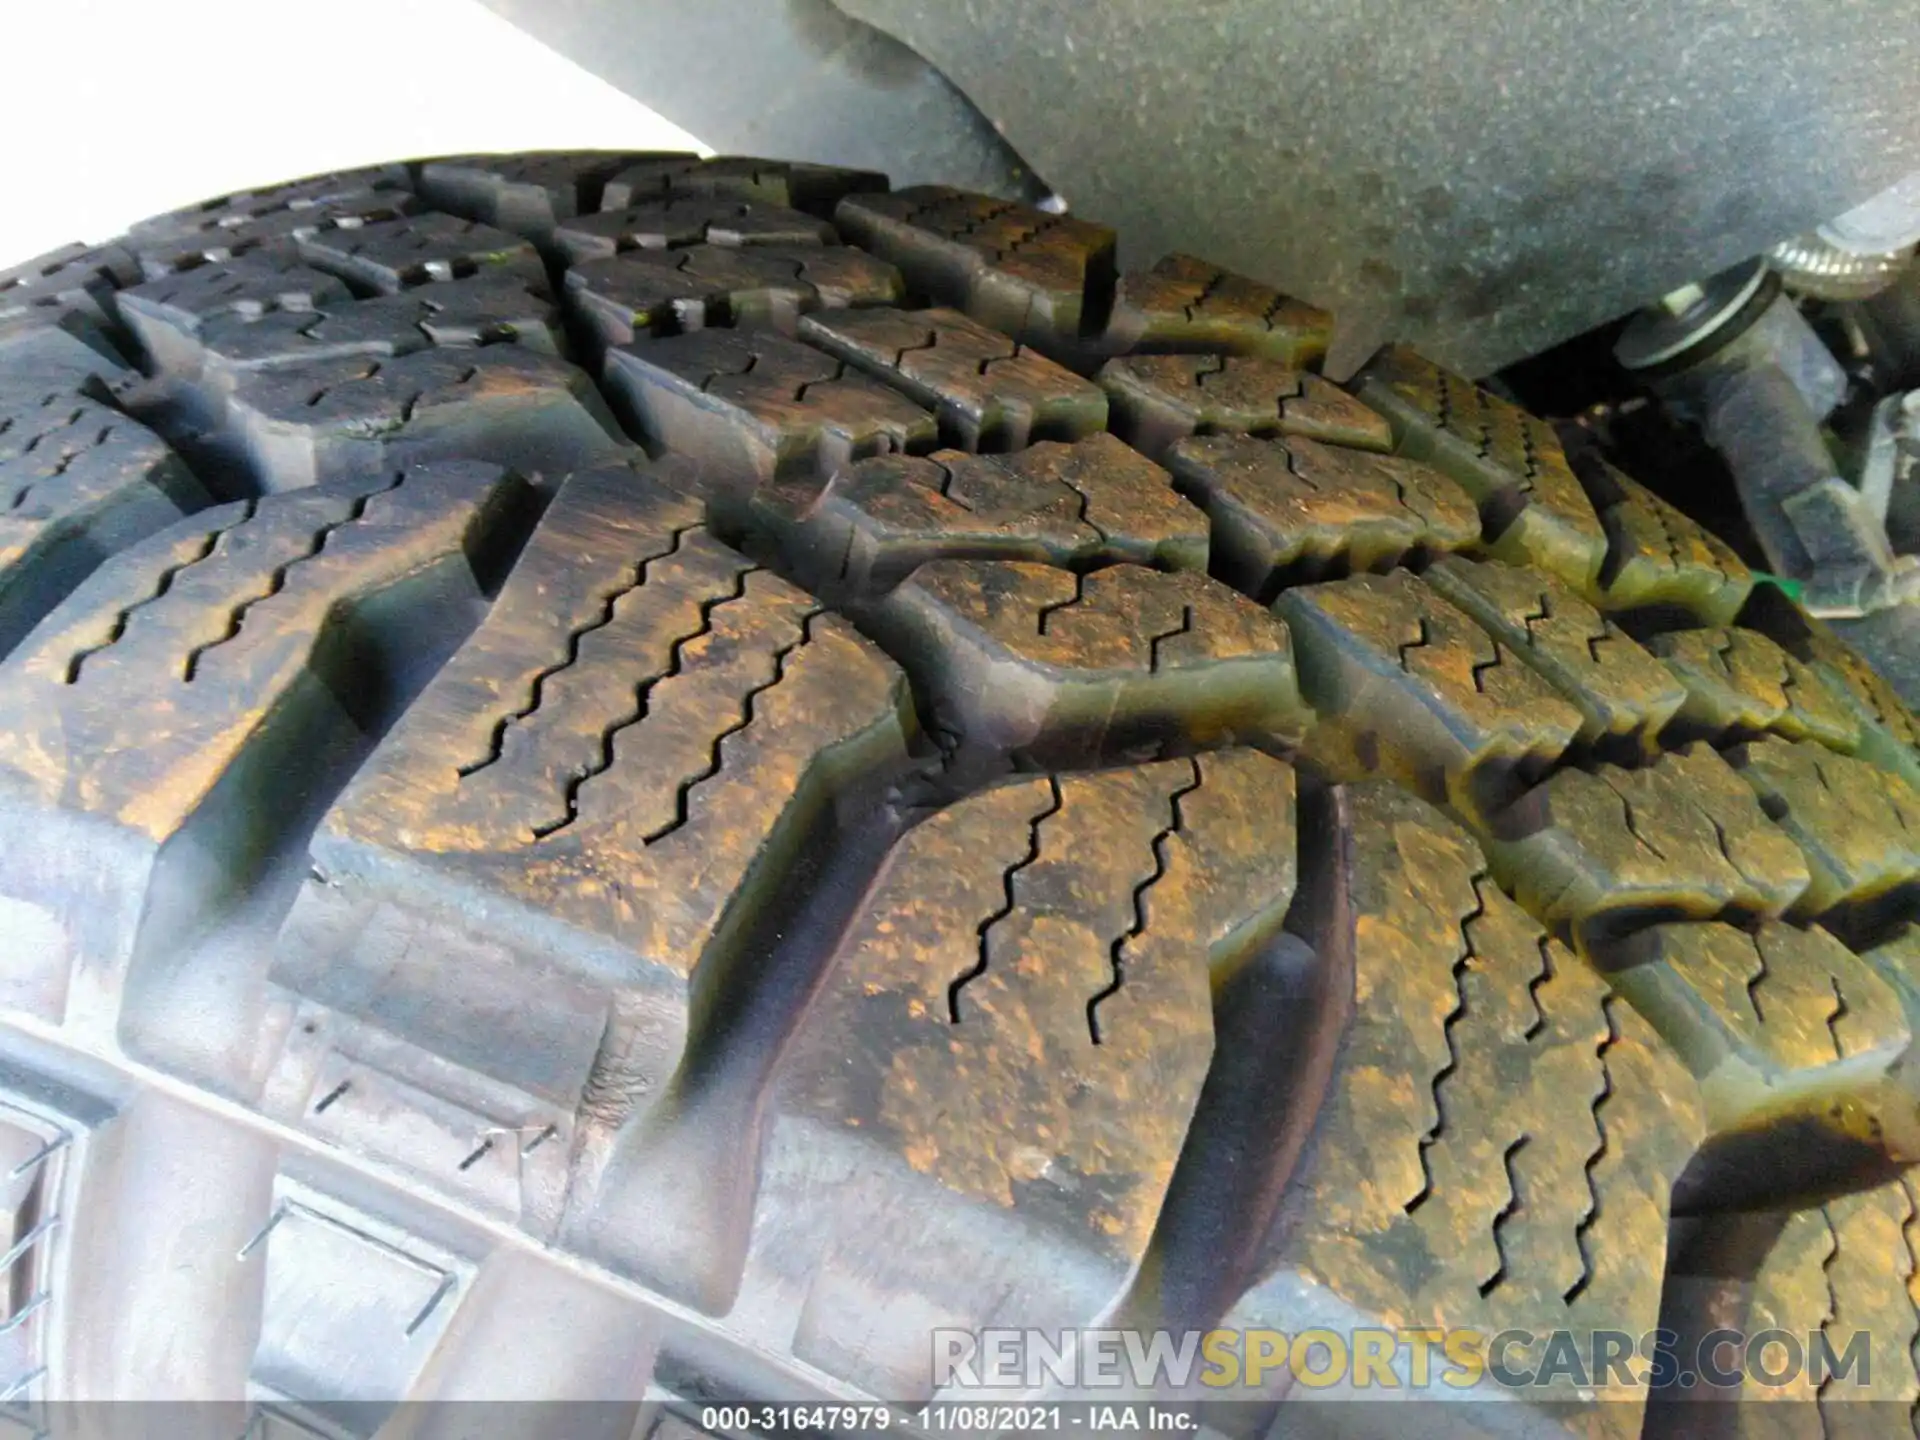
left=0, top=0, right=704, bottom=269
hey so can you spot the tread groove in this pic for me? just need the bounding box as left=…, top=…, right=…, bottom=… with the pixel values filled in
left=1085, top=756, right=1202, bottom=1044
left=949, top=775, right=1065, bottom=1023
left=180, top=475, right=402, bottom=681
left=1562, top=993, right=1618, bottom=1303
left=529, top=564, right=757, bottom=841
left=638, top=606, right=823, bottom=845
left=454, top=521, right=704, bottom=779
left=1405, top=871, right=1491, bottom=1214
left=63, top=499, right=260, bottom=683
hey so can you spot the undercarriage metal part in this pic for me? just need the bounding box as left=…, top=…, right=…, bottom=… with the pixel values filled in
left=1768, top=169, right=1920, bottom=303
left=1767, top=233, right=1915, bottom=302
left=1620, top=275, right=1917, bottom=618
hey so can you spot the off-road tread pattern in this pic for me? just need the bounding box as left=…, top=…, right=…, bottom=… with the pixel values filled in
left=221, top=346, right=623, bottom=491
left=1423, top=556, right=1687, bottom=751
left=1801, top=618, right=1920, bottom=766
left=416, top=150, right=694, bottom=247
left=283, top=466, right=915, bottom=1126
left=832, top=186, right=1117, bottom=349
left=117, top=255, right=354, bottom=349
left=0, top=389, right=211, bottom=651
left=1730, top=1181, right=1920, bottom=1414
left=1862, top=925, right=1920, bottom=1033
left=292, top=212, right=545, bottom=295
left=778, top=751, right=1294, bottom=1250
left=184, top=276, right=564, bottom=385
left=796, top=306, right=1108, bottom=452
left=126, top=165, right=413, bottom=245
left=867, top=559, right=1309, bottom=763
left=0, top=464, right=519, bottom=840
left=599, top=154, right=888, bottom=216
left=1, top=149, right=1917, bottom=1427
left=0, top=240, right=139, bottom=330
left=1575, top=456, right=1754, bottom=625
left=1613, top=919, right=1908, bottom=1076
left=1486, top=743, right=1812, bottom=956
left=758, top=750, right=1295, bottom=1393
left=738, top=434, right=1209, bottom=599
left=0, top=312, right=133, bottom=398
left=1277, top=567, right=1585, bottom=822
left=1101, top=352, right=1391, bottom=462
left=1355, top=345, right=1610, bottom=593
left=1244, top=783, right=1704, bottom=1423
left=551, top=196, right=838, bottom=266
left=1649, top=626, right=1864, bottom=752
left=1101, top=252, right=1332, bottom=364
left=601, top=328, right=936, bottom=487
left=1162, top=433, right=1479, bottom=599
left=127, top=189, right=419, bottom=280
left=1727, top=736, right=1920, bottom=916
left=562, top=245, right=904, bottom=350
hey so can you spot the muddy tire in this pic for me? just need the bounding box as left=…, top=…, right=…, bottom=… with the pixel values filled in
left=0, top=151, right=1915, bottom=1437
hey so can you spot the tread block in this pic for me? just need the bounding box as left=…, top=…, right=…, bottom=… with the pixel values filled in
left=1727, top=736, right=1920, bottom=915
left=0, top=312, right=133, bottom=397
left=1277, top=568, right=1584, bottom=822
left=1649, top=626, right=1863, bottom=751
left=117, top=256, right=358, bottom=373
left=293, top=213, right=545, bottom=295
left=1714, top=1183, right=1920, bottom=1411
left=601, top=329, right=936, bottom=490
left=187, top=276, right=564, bottom=389
left=222, top=347, right=624, bottom=491
left=551, top=197, right=837, bottom=266
left=1614, top=920, right=1907, bottom=1079
left=740, top=434, right=1208, bottom=598
left=1487, top=744, right=1812, bottom=956
left=563, top=245, right=903, bottom=350
left=867, top=560, right=1307, bottom=763
left=128, top=192, right=419, bottom=280
left=0, top=390, right=211, bottom=654
left=1163, top=433, right=1478, bottom=598
left=833, top=186, right=1117, bottom=349
left=1861, top=927, right=1920, bottom=1051
left=797, top=306, right=1108, bottom=451
left=0, top=240, right=139, bottom=330
left=1101, top=252, right=1331, bottom=364
left=417, top=150, right=693, bottom=246
left=1237, top=783, right=1703, bottom=1417
left=600, top=155, right=888, bottom=216
left=127, top=165, right=414, bottom=244
left=1100, top=353, right=1390, bottom=462
left=1423, top=556, right=1687, bottom=752
left=747, top=751, right=1297, bottom=1397
left=1749, top=603, right=1920, bottom=792
left=1354, top=345, right=1609, bottom=593
left=1577, top=457, right=1753, bottom=625
left=272, top=466, right=916, bottom=1144
left=0, top=463, right=525, bottom=1024
left=1794, top=617, right=1920, bottom=786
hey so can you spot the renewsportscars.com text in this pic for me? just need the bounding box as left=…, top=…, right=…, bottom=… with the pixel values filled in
left=933, top=1326, right=1871, bottom=1393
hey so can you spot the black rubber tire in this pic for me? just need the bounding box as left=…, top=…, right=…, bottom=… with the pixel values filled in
left=1, top=151, right=1917, bottom=1436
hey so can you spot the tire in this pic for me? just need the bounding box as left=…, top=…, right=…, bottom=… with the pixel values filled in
left=0, top=150, right=1915, bottom=1437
